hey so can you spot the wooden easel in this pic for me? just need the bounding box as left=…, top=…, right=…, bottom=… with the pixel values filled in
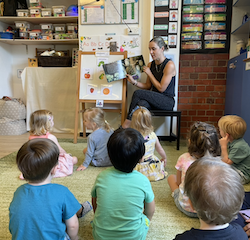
left=74, top=51, right=128, bottom=144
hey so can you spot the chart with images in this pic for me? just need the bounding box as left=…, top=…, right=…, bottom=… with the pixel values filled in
left=181, top=0, right=232, bottom=53
left=154, top=0, right=179, bottom=48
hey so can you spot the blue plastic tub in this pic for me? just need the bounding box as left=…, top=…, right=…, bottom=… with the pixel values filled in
left=0, top=32, right=14, bottom=39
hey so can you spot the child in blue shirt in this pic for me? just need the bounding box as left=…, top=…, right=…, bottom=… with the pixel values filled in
left=9, top=138, right=92, bottom=240
left=91, top=128, right=155, bottom=240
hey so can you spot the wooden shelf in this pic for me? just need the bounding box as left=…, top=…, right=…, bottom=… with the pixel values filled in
left=0, top=16, right=78, bottom=25
left=231, top=18, right=250, bottom=35
left=0, top=39, right=78, bottom=45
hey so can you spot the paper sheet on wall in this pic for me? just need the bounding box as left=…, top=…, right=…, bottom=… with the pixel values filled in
left=120, top=36, right=141, bottom=57
left=121, top=0, right=139, bottom=24
left=105, top=0, right=121, bottom=23
left=79, top=36, right=100, bottom=51
left=80, top=5, right=104, bottom=24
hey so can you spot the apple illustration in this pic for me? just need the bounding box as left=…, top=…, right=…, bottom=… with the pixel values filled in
left=90, top=88, right=94, bottom=93
left=85, top=72, right=90, bottom=79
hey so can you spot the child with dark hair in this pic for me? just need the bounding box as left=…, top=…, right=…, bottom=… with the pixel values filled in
left=9, top=138, right=92, bottom=240
left=174, top=158, right=247, bottom=240
left=168, top=121, right=221, bottom=218
left=91, top=128, right=155, bottom=240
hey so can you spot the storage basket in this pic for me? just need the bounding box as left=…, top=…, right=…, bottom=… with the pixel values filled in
left=37, top=56, right=72, bottom=67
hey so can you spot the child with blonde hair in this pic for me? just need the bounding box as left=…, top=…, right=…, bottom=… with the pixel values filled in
left=77, top=107, right=113, bottom=171
left=218, top=115, right=250, bottom=184
left=131, top=106, right=167, bottom=181
left=168, top=121, right=221, bottom=217
left=22, top=110, right=77, bottom=179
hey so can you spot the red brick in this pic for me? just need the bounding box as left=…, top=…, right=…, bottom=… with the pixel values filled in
left=210, top=92, right=225, bottom=97
left=182, top=116, right=192, bottom=121
left=182, top=61, right=190, bottom=67
left=195, top=55, right=214, bottom=60
left=214, top=86, right=225, bottom=91
left=198, top=98, right=206, bottom=104
left=207, top=98, right=215, bottom=104
left=213, top=67, right=227, bottom=72
left=199, top=61, right=207, bottom=67
left=217, top=73, right=226, bottom=79
left=188, top=86, right=196, bottom=91
left=208, top=73, right=216, bottom=79
left=212, top=80, right=226, bottom=85
left=199, top=73, right=208, bottom=79
left=194, top=80, right=212, bottom=85
left=179, top=80, right=193, bottom=85
left=179, top=86, right=188, bottom=91
left=218, top=60, right=227, bottom=66
left=198, top=110, right=205, bottom=115
left=190, top=73, right=199, bottom=79
left=206, top=86, right=214, bottom=91
left=195, top=67, right=213, bottom=73
left=180, top=54, right=195, bottom=61
left=215, top=110, right=223, bottom=116
left=181, top=67, right=195, bottom=73
left=179, top=92, right=192, bottom=97
left=209, top=116, right=222, bottom=122
left=193, top=92, right=210, bottom=97
left=215, top=99, right=225, bottom=104
left=197, top=86, right=206, bottom=91
left=206, top=110, right=215, bottom=116
left=214, top=54, right=229, bottom=60
left=192, top=105, right=210, bottom=110
left=181, top=121, right=188, bottom=127
left=180, top=73, right=190, bottom=79
left=178, top=104, right=193, bottom=110
left=179, top=98, right=189, bottom=103
left=181, top=110, right=188, bottom=115
left=189, top=110, right=196, bottom=115
left=207, top=60, right=218, bottom=66
left=189, top=98, right=197, bottom=103
left=210, top=105, right=225, bottom=110
left=191, top=61, right=199, bottom=67
left=192, top=116, right=209, bottom=122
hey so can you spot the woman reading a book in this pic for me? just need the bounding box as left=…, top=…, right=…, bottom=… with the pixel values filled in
left=122, top=37, right=176, bottom=128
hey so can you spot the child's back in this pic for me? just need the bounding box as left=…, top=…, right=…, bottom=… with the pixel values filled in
left=91, top=128, right=155, bottom=240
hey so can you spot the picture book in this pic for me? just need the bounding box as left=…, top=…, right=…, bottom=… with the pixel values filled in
left=239, top=209, right=250, bottom=220
left=102, top=55, right=145, bottom=83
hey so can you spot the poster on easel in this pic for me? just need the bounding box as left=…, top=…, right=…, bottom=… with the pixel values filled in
left=80, top=5, right=104, bottom=24
left=121, top=0, right=139, bottom=24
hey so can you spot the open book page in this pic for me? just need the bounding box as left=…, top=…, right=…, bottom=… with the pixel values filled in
left=239, top=209, right=250, bottom=220
left=103, top=55, right=145, bottom=83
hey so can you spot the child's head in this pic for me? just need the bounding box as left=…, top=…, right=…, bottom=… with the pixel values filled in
left=218, top=115, right=246, bottom=140
left=107, top=128, right=145, bottom=173
left=131, top=106, right=154, bottom=136
left=84, top=107, right=112, bottom=132
left=17, top=138, right=59, bottom=182
left=30, top=110, right=54, bottom=136
left=188, top=121, right=221, bottom=159
left=184, top=158, right=244, bottom=225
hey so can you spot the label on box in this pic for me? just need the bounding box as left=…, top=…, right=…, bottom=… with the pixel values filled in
left=17, top=12, right=24, bottom=16
left=41, top=25, right=51, bottom=29
left=16, top=23, right=25, bottom=27
left=68, top=26, right=75, bottom=30
left=54, top=8, right=64, bottom=13
left=42, top=11, right=50, bottom=16
left=30, top=0, right=39, bottom=2
left=55, top=27, right=65, bottom=31
left=30, top=32, right=39, bottom=36
left=30, top=9, right=40, bottom=14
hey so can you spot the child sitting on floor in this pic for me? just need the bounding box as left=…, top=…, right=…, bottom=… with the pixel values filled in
left=77, top=107, right=113, bottom=171
left=218, top=115, right=250, bottom=184
left=23, top=109, right=78, bottom=179
left=168, top=121, right=221, bottom=217
left=174, top=158, right=247, bottom=240
left=91, top=128, right=155, bottom=240
left=9, top=138, right=92, bottom=240
left=131, top=106, right=167, bottom=181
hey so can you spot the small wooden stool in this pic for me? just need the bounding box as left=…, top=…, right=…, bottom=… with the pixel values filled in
left=150, top=110, right=181, bottom=150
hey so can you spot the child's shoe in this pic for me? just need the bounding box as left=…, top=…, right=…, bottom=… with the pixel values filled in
left=79, top=201, right=92, bottom=218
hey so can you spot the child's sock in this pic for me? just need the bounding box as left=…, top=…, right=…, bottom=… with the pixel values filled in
left=78, top=201, right=92, bottom=218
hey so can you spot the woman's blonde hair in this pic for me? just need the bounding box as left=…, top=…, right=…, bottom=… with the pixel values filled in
left=84, top=107, right=112, bottom=132
left=218, top=115, right=247, bottom=139
left=131, top=107, right=154, bottom=137
left=29, top=110, right=53, bottom=136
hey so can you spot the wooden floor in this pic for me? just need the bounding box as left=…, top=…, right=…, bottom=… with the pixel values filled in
left=0, top=132, right=77, bottom=159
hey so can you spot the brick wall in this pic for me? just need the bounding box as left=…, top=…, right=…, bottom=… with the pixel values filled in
left=178, top=53, right=229, bottom=139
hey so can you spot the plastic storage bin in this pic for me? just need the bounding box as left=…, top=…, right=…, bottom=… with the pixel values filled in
left=19, top=32, right=29, bottom=39
left=15, top=21, right=30, bottom=32
left=41, top=33, right=53, bottom=40
left=0, top=32, right=14, bottom=39
left=66, top=23, right=77, bottom=33
left=54, top=33, right=71, bottom=39
left=40, top=23, right=53, bottom=34
left=29, top=30, right=42, bottom=40
left=54, top=24, right=66, bottom=33
left=29, top=7, right=41, bottom=17
left=52, top=6, right=66, bottom=17
left=16, top=9, right=29, bottom=17
left=29, top=0, right=40, bottom=7
left=41, top=8, right=52, bottom=17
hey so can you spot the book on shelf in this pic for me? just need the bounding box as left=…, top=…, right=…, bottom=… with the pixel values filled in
left=102, top=55, right=145, bottom=83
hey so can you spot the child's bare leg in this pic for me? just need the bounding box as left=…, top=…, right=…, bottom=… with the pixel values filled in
left=167, top=174, right=179, bottom=192
left=83, top=148, right=87, bottom=154
left=72, top=156, right=78, bottom=165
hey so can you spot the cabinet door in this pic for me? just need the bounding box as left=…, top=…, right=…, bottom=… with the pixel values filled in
left=241, top=65, right=250, bottom=145
left=225, top=53, right=246, bottom=115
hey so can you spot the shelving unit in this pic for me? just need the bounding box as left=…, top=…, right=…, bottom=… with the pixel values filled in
left=229, top=0, right=250, bottom=58
left=0, top=16, right=78, bottom=45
